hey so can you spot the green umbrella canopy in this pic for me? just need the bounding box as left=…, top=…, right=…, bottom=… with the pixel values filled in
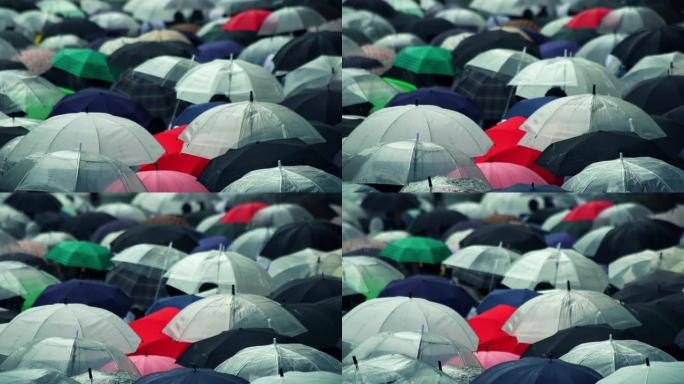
left=380, top=236, right=452, bottom=264
left=52, top=48, right=115, bottom=82
left=382, top=77, right=417, bottom=93
left=46, top=241, right=113, bottom=270
left=393, top=46, right=456, bottom=76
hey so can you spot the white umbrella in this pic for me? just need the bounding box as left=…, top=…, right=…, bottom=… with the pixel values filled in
left=470, top=0, right=527, bottom=16
left=502, top=246, right=609, bottom=291
left=439, top=32, right=475, bottom=51
left=0, top=369, right=78, bottom=384
left=40, top=35, right=87, bottom=51
left=502, top=288, right=641, bottom=344
left=162, top=293, right=306, bottom=341
left=111, top=243, right=186, bottom=270
left=540, top=16, right=572, bottom=36
left=466, top=49, right=539, bottom=78
left=90, top=12, right=140, bottom=36
left=342, top=35, right=364, bottom=58
left=95, top=203, right=147, bottom=222
left=132, top=55, right=198, bottom=87
left=599, top=7, right=665, bottom=35
left=227, top=227, right=276, bottom=259
left=343, top=297, right=479, bottom=351
left=342, top=68, right=398, bottom=109
left=164, top=249, right=272, bottom=295
left=251, top=371, right=341, bottom=384
left=175, top=59, right=284, bottom=104
left=619, top=52, right=684, bottom=94
left=179, top=101, right=324, bottom=158
left=576, top=34, right=627, bottom=66
left=541, top=209, right=570, bottom=231
left=600, top=362, right=684, bottom=384
left=219, top=165, right=341, bottom=194
left=0, top=303, right=141, bottom=355
left=608, top=249, right=684, bottom=289
left=342, top=256, right=403, bottom=299
left=435, top=8, right=485, bottom=31
left=258, top=6, right=326, bottom=36
left=215, top=342, right=341, bottom=381
left=239, top=36, right=292, bottom=66
left=249, top=204, right=314, bottom=229
left=518, top=95, right=666, bottom=151
left=342, top=104, right=493, bottom=159
left=283, top=55, right=341, bottom=96
left=342, top=9, right=395, bottom=41
left=509, top=57, right=622, bottom=99
left=342, top=354, right=460, bottom=384
left=562, top=156, right=684, bottom=193
left=268, top=248, right=341, bottom=289
left=5, top=112, right=163, bottom=166
left=0, top=261, right=59, bottom=297
left=444, top=244, right=521, bottom=278
left=371, top=230, right=410, bottom=243
left=593, top=203, right=652, bottom=228
left=0, top=337, right=141, bottom=378
left=374, top=33, right=425, bottom=51
left=32, top=232, right=77, bottom=248
left=574, top=226, right=615, bottom=257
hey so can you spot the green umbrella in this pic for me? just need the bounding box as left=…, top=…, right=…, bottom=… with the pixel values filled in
left=393, top=46, right=456, bottom=76
left=46, top=241, right=113, bottom=270
left=383, top=77, right=417, bottom=93
left=380, top=236, right=452, bottom=264
left=52, top=48, right=115, bottom=82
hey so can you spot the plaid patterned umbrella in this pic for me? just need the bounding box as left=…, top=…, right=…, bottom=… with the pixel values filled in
left=111, top=70, right=179, bottom=125
left=15, top=48, right=54, bottom=75
left=453, top=66, right=513, bottom=123
left=106, top=262, right=168, bottom=310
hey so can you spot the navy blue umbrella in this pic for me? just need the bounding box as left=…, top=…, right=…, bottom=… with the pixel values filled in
left=90, top=219, right=137, bottom=244
left=49, top=88, right=152, bottom=127
left=477, top=289, right=540, bottom=313
left=145, top=294, right=202, bottom=316
left=196, top=41, right=244, bottom=63
left=134, top=368, right=248, bottom=384
left=503, top=96, right=558, bottom=119
left=386, top=87, right=483, bottom=123
left=191, top=236, right=231, bottom=253
left=540, top=40, right=580, bottom=59
left=471, top=357, right=602, bottom=384
left=493, top=183, right=568, bottom=192
left=174, top=102, right=225, bottom=126
left=33, top=279, right=132, bottom=317
left=378, top=275, right=476, bottom=316
left=544, top=232, right=576, bottom=248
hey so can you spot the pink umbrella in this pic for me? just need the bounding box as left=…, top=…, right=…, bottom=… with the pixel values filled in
left=135, top=170, right=208, bottom=192
left=128, top=355, right=182, bottom=376
left=471, top=162, right=548, bottom=189
left=474, top=351, right=520, bottom=369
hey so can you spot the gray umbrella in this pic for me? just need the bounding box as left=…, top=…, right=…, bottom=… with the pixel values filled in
left=238, top=36, right=292, bottom=66
left=220, top=165, right=341, bottom=194
left=258, top=6, right=326, bottom=36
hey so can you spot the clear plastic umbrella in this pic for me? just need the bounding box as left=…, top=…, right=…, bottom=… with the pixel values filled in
left=90, top=12, right=140, bottom=37
left=6, top=112, right=163, bottom=166
left=0, top=70, right=64, bottom=119
left=15, top=11, right=61, bottom=36
left=268, top=248, right=341, bottom=289
left=576, top=34, right=627, bottom=66
left=0, top=261, right=59, bottom=298
left=342, top=35, right=364, bottom=58
left=219, top=165, right=341, bottom=194
left=343, top=331, right=481, bottom=368
left=125, top=0, right=212, bottom=22
left=0, top=39, right=17, bottom=60
left=344, top=139, right=487, bottom=186
left=619, top=52, right=684, bottom=94
left=179, top=101, right=324, bottom=158
left=70, top=370, right=136, bottom=384
left=593, top=203, right=652, bottom=229
left=0, top=337, right=141, bottom=378
left=342, top=104, right=492, bottom=159
left=502, top=246, right=609, bottom=291
left=175, top=59, right=284, bottom=104
left=239, top=36, right=293, bottom=66
left=342, top=68, right=398, bottom=110
left=215, top=342, right=341, bottom=381
left=283, top=55, right=341, bottom=96
left=470, top=0, right=527, bottom=16
left=342, top=354, right=459, bottom=384
left=443, top=244, right=521, bottom=279
left=95, top=203, right=147, bottom=222
left=439, top=32, right=475, bottom=51
left=162, top=293, right=306, bottom=341
left=227, top=227, right=276, bottom=260
left=164, top=249, right=272, bottom=295
left=541, top=209, right=570, bottom=231
left=343, top=297, right=478, bottom=351
left=608, top=249, right=684, bottom=289
left=40, top=35, right=88, bottom=52
left=400, top=177, right=491, bottom=193
left=435, top=9, right=485, bottom=31
left=249, top=204, right=314, bottom=229
left=258, top=6, right=325, bottom=36
left=562, top=156, right=684, bottom=193
left=251, top=371, right=341, bottom=384
left=573, top=226, right=615, bottom=258
left=599, top=7, right=665, bottom=35
left=342, top=256, right=404, bottom=299
left=0, top=303, right=141, bottom=355
left=509, top=57, right=622, bottom=99
left=342, top=9, right=395, bottom=41
left=0, top=368, right=78, bottom=384
left=502, top=288, right=641, bottom=344
left=375, top=33, right=425, bottom=51
left=466, top=49, right=539, bottom=78
left=371, top=230, right=410, bottom=244
left=32, top=232, right=77, bottom=248
left=518, top=95, right=665, bottom=151
left=0, top=150, right=147, bottom=192
left=132, top=56, right=198, bottom=87
left=595, top=361, right=684, bottom=384
left=111, top=243, right=187, bottom=270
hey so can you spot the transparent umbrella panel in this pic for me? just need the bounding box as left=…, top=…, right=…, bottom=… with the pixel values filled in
left=466, top=49, right=539, bottom=78
left=132, top=56, right=198, bottom=87
left=342, top=354, right=460, bottom=384
left=258, top=6, right=326, bottom=36
left=283, top=55, right=341, bottom=96
left=0, top=368, right=79, bottom=384
left=268, top=248, right=341, bottom=289
left=619, top=52, right=684, bottom=94
left=342, top=256, right=404, bottom=299
left=220, top=166, right=341, bottom=194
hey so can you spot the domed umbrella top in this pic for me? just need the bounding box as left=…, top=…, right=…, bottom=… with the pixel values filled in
left=109, top=223, right=201, bottom=253
left=460, top=223, right=546, bottom=253
left=470, top=357, right=602, bottom=384
left=611, top=25, right=684, bottom=70
left=260, top=220, right=341, bottom=259
left=272, top=31, right=340, bottom=72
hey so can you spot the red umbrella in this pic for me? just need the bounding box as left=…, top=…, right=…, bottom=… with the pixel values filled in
left=129, top=355, right=182, bottom=376
left=139, top=125, right=210, bottom=177
left=129, top=308, right=190, bottom=359
left=136, top=171, right=209, bottom=192
left=474, top=162, right=548, bottom=189
left=563, top=200, right=614, bottom=222
left=220, top=202, right=269, bottom=224
left=467, top=304, right=529, bottom=354
left=565, top=7, right=612, bottom=29
left=222, top=9, right=272, bottom=31
left=474, top=351, right=520, bottom=369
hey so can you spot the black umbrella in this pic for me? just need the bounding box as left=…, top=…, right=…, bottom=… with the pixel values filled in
left=0, top=59, right=26, bottom=71
left=383, top=66, right=454, bottom=88
left=176, top=328, right=296, bottom=368
left=105, top=263, right=168, bottom=311
left=523, top=325, right=634, bottom=358
left=198, top=139, right=338, bottom=191
left=593, top=219, right=683, bottom=264
left=651, top=293, right=684, bottom=322
left=0, top=0, right=36, bottom=11
left=273, top=31, right=341, bottom=72
left=200, top=29, right=258, bottom=45
left=343, top=0, right=396, bottom=18
left=408, top=209, right=468, bottom=239
left=285, top=0, right=341, bottom=20
left=281, top=83, right=342, bottom=126
left=552, top=28, right=598, bottom=45
left=0, top=125, right=27, bottom=147
left=260, top=221, right=341, bottom=259
left=535, top=132, right=677, bottom=176
left=310, top=121, right=343, bottom=162
left=342, top=28, right=372, bottom=45
left=342, top=56, right=384, bottom=71
left=109, top=224, right=201, bottom=253
left=0, top=252, right=56, bottom=274
left=3, top=192, right=62, bottom=219
left=613, top=271, right=684, bottom=304
left=389, top=13, right=422, bottom=32
left=409, top=18, right=455, bottom=43
left=624, top=303, right=683, bottom=348
left=626, top=0, right=684, bottom=23
left=42, top=19, right=107, bottom=41
left=361, top=194, right=420, bottom=214
left=664, top=105, right=684, bottom=120
left=460, top=223, right=547, bottom=253
left=612, top=25, right=684, bottom=70
left=42, top=67, right=112, bottom=92
left=0, top=307, right=18, bottom=323
left=0, top=31, right=33, bottom=49
left=624, top=75, right=684, bottom=115
left=59, top=212, right=117, bottom=241
left=284, top=303, right=341, bottom=359
left=111, top=70, right=180, bottom=132
left=91, top=219, right=137, bottom=244
left=271, top=276, right=341, bottom=304
left=203, top=223, right=247, bottom=239
left=452, top=30, right=540, bottom=71
left=652, top=116, right=684, bottom=166
left=108, top=41, right=195, bottom=73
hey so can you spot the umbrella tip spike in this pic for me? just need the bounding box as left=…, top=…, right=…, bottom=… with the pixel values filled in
left=438, top=361, right=443, bottom=372
left=566, top=280, right=571, bottom=291
left=352, top=355, right=359, bottom=369
left=249, top=91, right=254, bottom=102
left=88, top=368, right=93, bottom=380
left=646, top=358, right=650, bottom=366
left=231, top=284, right=235, bottom=295
left=279, top=368, right=284, bottom=377
left=414, top=99, right=419, bottom=106
left=592, top=85, right=596, bottom=95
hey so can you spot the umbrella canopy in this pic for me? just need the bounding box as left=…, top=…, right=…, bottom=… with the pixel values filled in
left=576, top=34, right=627, bottom=66
left=258, top=6, right=325, bottom=36
left=0, top=70, right=65, bottom=119
left=566, top=7, right=613, bottom=29
left=129, top=308, right=190, bottom=358
left=134, top=368, right=248, bottom=384
left=220, top=165, right=341, bottom=193
left=608, top=249, right=682, bottom=289
left=452, top=30, right=540, bottom=72
left=476, top=162, right=547, bottom=189
left=378, top=275, right=476, bottom=316
left=620, top=52, right=684, bottom=94
left=468, top=304, right=528, bottom=354
left=444, top=245, right=521, bottom=285
left=612, top=270, right=684, bottom=304
left=594, top=361, right=684, bottom=384
left=260, top=220, right=341, bottom=259
left=599, top=6, right=665, bottom=35
left=594, top=219, right=682, bottom=264
left=460, top=223, right=546, bottom=253
left=470, top=357, right=602, bottom=384
left=282, top=55, right=340, bottom=96
left=107, top=41, right=195, bottom=73
left=466, top=48, right=539, bottom=78
left=385, top=87, right=482, bottom=123
left=268, top=248, right=340, bottom=289
left=111, top=243, right=186, bottom=270
left=342, top=256, right=403, bottom=299
left=0, top=368, right=78, bottom=384
left=393, top=45, right=455, bottom=76
left=135, top=171, right=208, bottom=192
left=624, top=75, right=684, bottom=115
left=380, top=236, right=452, bottom=264
left=132, top=56, right=198, bottom=88
left=273, top=31, right=340, bottom=72
left=251, top=371, right=340, bottom=384
left=52, top=48, right=114, bottom=82
left=223, top=9, right=271, bottom=32
left=341, top=68, right=398, bottom=113
left=272, top=275, right=340, bottom=304
left=128, top=355, right=181, bottom=376
left=49, top=88, right=151, bottom=128
left=110, top=223, right=200, bottom=253
left=611, top=25, right=684, bottom=70
left=46, top=241, right=112, bottom=270
left=341, top=353, right=461, bottom=384
left=33, top=279, right=131, bottom=317
left=477, top=289, right=540, bottom=314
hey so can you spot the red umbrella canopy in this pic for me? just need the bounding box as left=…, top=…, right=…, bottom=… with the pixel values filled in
left=565, top=7, right=612, bottom=29
left=139, top=125, right=210, bottom=177
left=563, top=200, right=614, bottom=222
left=220, top=202, right=270, bottom=223
left=467, top=304, right=529, bottom=355
left=129, top=307, right=190, bottom=358
left=222, top=9, right=272, bottom=31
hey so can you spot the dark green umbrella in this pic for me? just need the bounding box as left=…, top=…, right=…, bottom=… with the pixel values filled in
left=393, top=46, right=456, bottom=76
left=52, top=48, right=115, bottom=82
left=380, top=236, right=451, bottom=264
left=46, top=241, right=113, bottom=271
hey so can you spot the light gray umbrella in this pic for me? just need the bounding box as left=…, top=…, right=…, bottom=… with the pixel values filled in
left=227, top=227, right=276, bottom=259
left=95, top=202, right=147, bottom=222
left=90, top=12, right=140, bottom=36
left=435, top=8, right=485, bottom=31
left=620, top=52, right=684, bottom=94
left=40, top=34, right=88, bottom=51
left=251, top=372, right=341, bottom=384
left=444, top=244, right=521, bottom=279
left=593, top=203, right=652, bottom=228
left=249, top=204, right=314, bottom=228
left=342, top=256, right=403, bottom=299
left=400, top=177, right=491, bottom=193
left=540, top=16, right=572, bottom=36
left=374, top=33, right=425, bottom=51
left=0, top=204, right=32, bottom=238
left=608, top=249, right=684, bottom=289
left=219, top=165, right=341, bottom=194
left=342, top=354, right=460, bottom=384
left=258, top=6, right=326, bottom=36
left=342, top=35, right=364, bottom=58
left=0, top=70, right=65, bottom=118
left=562, top=156, right=684, bottom=193
left=342, top=68, right=398, bottom=110
left=0, top=369, right=78, bottom=384
left=599, top=7, right=665, bottom=35
left=70, top=370, right=136, bottom=384
left=132, top=56, right=198, bottom=87
left=595, top=361, right=684, bottom=384
left=576, top=34, right=627, bottom=66
left=438, top=32, right=475, bottom=51
left=283, top=55, right=341, bottom=96
left=470, top=0, right=526, bottom=16
left=573, top=226, right=615, bottom=257
left=268, top=248, right=341, bottom=289
left=342, top=9, right=395, bottom=41
left=466, top=49, right=539, bottom=78
left=0, top=261, right=59, bottom=298
left=111, top=243, right=187, bottom=270
left=0, top=39, right=17, bottom=60
left=32, top=232, right=77, bottom=248
left=239, top=36, right=292, bottom=66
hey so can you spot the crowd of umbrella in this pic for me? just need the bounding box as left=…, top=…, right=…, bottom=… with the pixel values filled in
left=341, top=192, right=684, bottom=383
left=0, top=0, right=343, bottom=193
left=0, top=192, right=343, bottom=383
left=341, top=0, right=684, bottom=193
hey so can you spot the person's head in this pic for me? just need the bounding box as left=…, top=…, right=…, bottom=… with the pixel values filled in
left=528, top=199, right=540, bottom=212
left=545, top=87, right=567, bottom=97
left=522, top=9, right=534, bottom=20
left=534, top=281, right=554, bottom=291
left=173, top=11, right=185, bottom=24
